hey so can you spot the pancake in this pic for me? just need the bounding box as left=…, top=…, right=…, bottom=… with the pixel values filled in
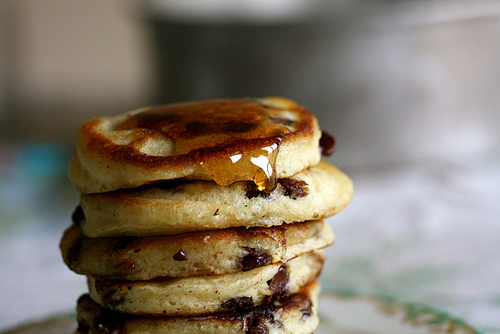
left=78, top=161, right=353, bottom=237
left=61, top=220, right=333, bottom=280
left=76, top=281, right=320, bottom=334
left=87, top=251, right=324, bottom=316
left=69, top=97, right=322, bottom=194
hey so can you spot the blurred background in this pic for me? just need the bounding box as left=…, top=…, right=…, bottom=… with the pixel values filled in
left=0, top=0, right=499, bottom=332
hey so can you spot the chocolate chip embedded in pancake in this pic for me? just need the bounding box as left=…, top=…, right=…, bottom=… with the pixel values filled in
left=69, top=97, right=322, bottom=194
left=87, top=251, right=324, bottom=316
left=76, top=281, right=320, bottom=334
left=78, top=161, right=353, bottom=237
left=60, top=220, right=333, bottom=280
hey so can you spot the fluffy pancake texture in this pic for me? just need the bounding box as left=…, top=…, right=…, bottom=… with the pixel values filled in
left=87, top=251, right=324, bottom=316
left=61, top=220, right=333, bottom=280
left=78, top=161, right=353, bottom=237
left=62, top=96, right=352, bottom=334
left=69, top=97, right=322, bottom=194
left=76, top=281, right=320, bottom=334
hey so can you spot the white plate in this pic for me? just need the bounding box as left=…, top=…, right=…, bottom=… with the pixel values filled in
left=2, top=294, right=479, bottom=334
left=317, top=293, right=479, bottom=334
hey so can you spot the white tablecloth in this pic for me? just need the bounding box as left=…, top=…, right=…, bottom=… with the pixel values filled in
left=322, top=147, right=500, bottom=333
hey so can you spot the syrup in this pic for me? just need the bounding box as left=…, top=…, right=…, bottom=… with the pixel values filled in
left=116, top=99, right=291, bottom=192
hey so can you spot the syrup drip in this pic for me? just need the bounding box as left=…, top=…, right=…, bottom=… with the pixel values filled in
left=116, top=99, right=291, bottom=192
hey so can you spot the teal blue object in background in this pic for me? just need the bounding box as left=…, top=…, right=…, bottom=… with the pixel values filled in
left=0, top=143, right=77, bottom=234
left=17, top=143, right=71, bottom=180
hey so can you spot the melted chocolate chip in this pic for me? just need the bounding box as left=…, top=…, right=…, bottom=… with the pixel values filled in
left=279, top=179, right=309, bottom=199
left=173, top=250, right=188, bottom=261
left=320, top=130, right=336, bottom=156
left=221, top=296, right=254, bottom=310
left=246, top=308, right=275, bottom=334
left=241, top=248, right=272, bottom=271
left=267, top=266, right=289, bottom=299
left=246, top=184, right=271, bottom=199
left=247, top=318, right=269, bottom=334
left=246, top=179, right=309, bottom=199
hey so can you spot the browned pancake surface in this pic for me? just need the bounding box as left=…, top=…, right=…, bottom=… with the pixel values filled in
left=69, top=97, right=322, bottom=194
left=76, top=281, right=320, bottom=334
left=60, top=220, right=333, bottom=280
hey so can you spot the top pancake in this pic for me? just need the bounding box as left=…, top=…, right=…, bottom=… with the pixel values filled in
left=69, top=97, right=322, bottom=194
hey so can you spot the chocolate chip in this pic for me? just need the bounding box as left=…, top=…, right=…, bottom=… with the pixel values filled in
left=173, top=250, right=188, bottom=261
left=246, top=185, right=270, bottom=199
left=246, top=308, right=274, bottom=334
left=247, top=318, right=269, bottom=334
left=246, top=179, right=309, bottom=199
left=278, top=179, right=308, bottom=199
left=222, top=296, right=254, bottom=310
left=267, top=266, right=289, bottom=299
left=320, top=130, right=336, bottom=156
left=241, top=248, right=272, bottom=271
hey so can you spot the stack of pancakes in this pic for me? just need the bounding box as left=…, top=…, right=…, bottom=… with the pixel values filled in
left=60, top=97, right=353, bottom=333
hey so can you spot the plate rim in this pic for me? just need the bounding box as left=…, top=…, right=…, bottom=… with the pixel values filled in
left=318, top=290, right=482, bottom=334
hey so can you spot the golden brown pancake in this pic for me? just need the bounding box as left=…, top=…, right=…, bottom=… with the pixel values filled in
left=87, top=251, right=324, bottom=316
left=77, top=161, right=353, bottom=237
left=60, top=220, right=333, bottom=280
left=69, top=97, right=322, bottom=194
left=76, top=281, right=320, bottom=334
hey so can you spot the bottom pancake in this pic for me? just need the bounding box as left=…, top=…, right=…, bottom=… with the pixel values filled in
left=76, top=281, right=320, bottom=334
left=88, top=251, right=324, bottom=316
